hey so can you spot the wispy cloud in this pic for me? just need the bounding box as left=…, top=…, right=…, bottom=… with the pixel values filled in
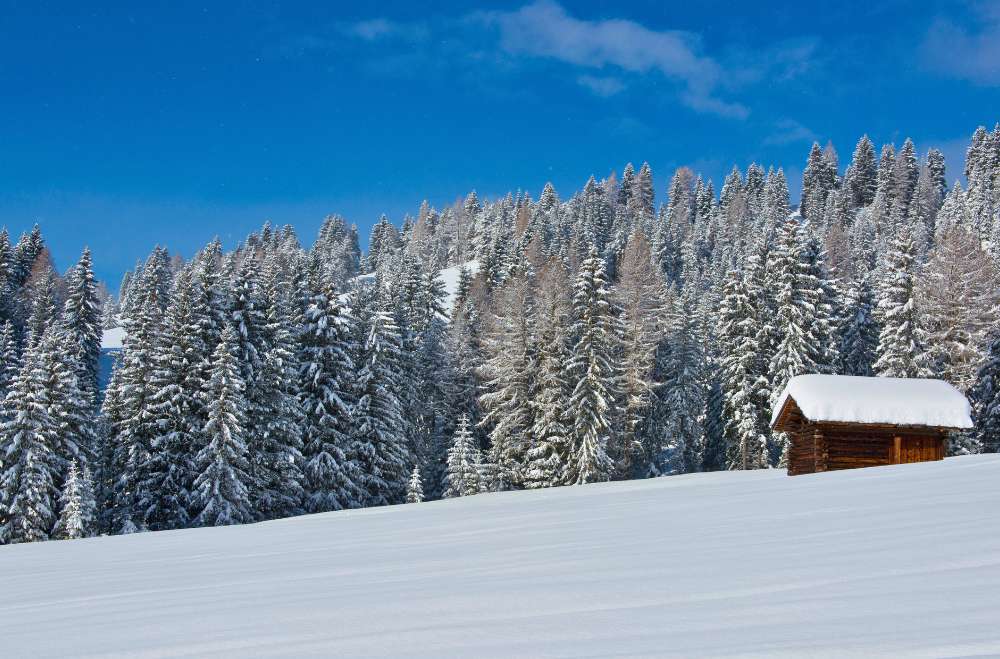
left=309, top=1, right=828, bottom=119
left=577, top=74, right=625, bottom=97
left=922, top=4, right=1000, bottom=85
left=474, top=1, right=747, bottom=118
left=763, top=118, right=818, bottom=146
left=346, top=18, right=429, bottom=43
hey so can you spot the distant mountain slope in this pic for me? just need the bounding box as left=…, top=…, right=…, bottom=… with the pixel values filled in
left=2, top=456, right=999, bottom=658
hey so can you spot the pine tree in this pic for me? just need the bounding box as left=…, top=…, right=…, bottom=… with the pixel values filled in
left=253, top=265, right=306, bottom=520
left=614, top=230, right=664, bottom=479
left=109, top=286, right=163, bottom=533
left=660, top=293, right=706, bottom=474
left=443, top=415, right=482, bottom=497
left=478, top=278, right=534, bottom=489
left=0, top=340, right=60, bottom=543
left=918, top=225, right=998, bottom=391
left=61, top=247, right=102, bottom=407
left=846, top=135, right=878, bottom=207
left=840, top=268, right=879, bottom=376
left=971, top=332, right=1000, bottom=454
left=874, top=226, right=930, bottom=378
left=768, top=218, right=821, bottom=399
left=143, top=267, right=205, bottom=530
left=353, top=309, right=411, bottom=507
left=53, top=460, right=96, bottom=540
left=299, top=280, right=363, bottom=512
left=191, top=325, right=254, bottom=527
left=565, top=248, right=620, bottom=484
left=718, top=269, right=770, bottom=470
left=406, top=465, right=425, bottom=503
left=524, top=261, right=573, bottom=488
left=0, top=320, right=19, bottom=403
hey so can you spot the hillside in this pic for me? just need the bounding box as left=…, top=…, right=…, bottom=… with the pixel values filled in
left=2, top=456, right=999, bottom=658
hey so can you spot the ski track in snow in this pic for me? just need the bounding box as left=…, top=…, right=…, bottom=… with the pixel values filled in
left=2, top=455, right=999, bottom=657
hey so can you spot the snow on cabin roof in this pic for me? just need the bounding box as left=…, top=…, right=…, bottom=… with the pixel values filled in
left=770, top=374, right=973, bottom=429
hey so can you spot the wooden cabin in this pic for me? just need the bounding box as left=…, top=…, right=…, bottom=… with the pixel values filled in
left=771, top=374, right=973, bottom=476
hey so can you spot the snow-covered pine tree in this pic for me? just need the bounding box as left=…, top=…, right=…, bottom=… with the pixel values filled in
left=0, top=320, right=19, bottom=403
left=406, top=465, right=425, bottom=503
left=60, top=248, right=102, bottom=407
left=36, top=324, right=92, bottom=482
left=717, top=269, right=770, bottom=470
left=918, top=225, right=998, bottom=391
left=109, top=286, right=164, bottom=533
left=660, top=292, right=707, bottom=474
left=353, top=308, right=411, bottom=507
left=874, top=225, right=930, bottom=378
left=191, top=325, right=254, bottom=527
left=767, top=217, right=821, bottom=400
left=443, top=414, right=482, bottom=497
left=252, top=261, right=306, bottom=520
left=52, top=459, right=96, bottom=540
left=846, top=134, right=878, bottom=208
left=839, top=267, right=880, bottom=376
left=523, top=260, right=572, bottom=489
left=143, top=266, right=205, bottom=530
left=565, top=248, right=620, bottom=484
left=299, top=279, right=363, bottom=512
left=478, top=277, right=534, bottom=490
left=0, top=338, right=61, bottom=543
left=971, top=332, right=1000, bottom=454
left=229, top=253, right=273, bottom=513
left=614, top=230, right=664, bottom=479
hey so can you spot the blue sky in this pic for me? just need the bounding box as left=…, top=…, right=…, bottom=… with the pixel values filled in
left=2, top=1, right=999, bottom=286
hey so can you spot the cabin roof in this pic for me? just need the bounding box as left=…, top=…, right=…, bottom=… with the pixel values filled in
left=770, top=374, right=973, bottom=431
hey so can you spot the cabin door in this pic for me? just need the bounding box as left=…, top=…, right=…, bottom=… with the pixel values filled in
left=892, top=436, right=942, bottom=464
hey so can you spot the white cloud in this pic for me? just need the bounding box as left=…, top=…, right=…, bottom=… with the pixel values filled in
left=577, top=74, right=625, bottom=97
left=763, top=118, right=818, bottom=146
left=477, top=1, right=747, bottom=117
left=923, top=6, right=1000, bottom=85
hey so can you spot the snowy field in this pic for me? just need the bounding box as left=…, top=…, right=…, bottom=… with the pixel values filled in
left=2, top=456, right=999, bottom=658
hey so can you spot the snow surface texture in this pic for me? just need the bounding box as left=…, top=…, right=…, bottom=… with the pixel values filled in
left=101, top=326, right=125, bottom=350
left=436, top=259, right=479, bottom=313
left=771, top=374, right=973, bottom=429
left=2, top=456, right=999, bottom=658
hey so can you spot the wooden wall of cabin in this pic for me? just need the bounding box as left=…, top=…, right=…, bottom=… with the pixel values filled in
left=786, top=425, right=947, bottom=475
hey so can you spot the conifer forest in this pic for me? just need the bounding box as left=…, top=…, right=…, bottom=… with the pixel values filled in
left=2, top=125, right=1000, bottom=545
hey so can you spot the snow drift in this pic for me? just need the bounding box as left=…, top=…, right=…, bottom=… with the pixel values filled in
left=2, top=456, right=999, bottom=657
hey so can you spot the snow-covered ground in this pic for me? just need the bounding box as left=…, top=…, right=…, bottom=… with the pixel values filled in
left=3, top=456, right=999, bottom=658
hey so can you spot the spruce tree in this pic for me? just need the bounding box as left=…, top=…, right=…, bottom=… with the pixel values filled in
left=840, top=268, right=879, bottom=376
left=660, top=292, right=707, bottom=474
left=53, top=459, right=96, bottom=540
left=971, top=333, right=1000, bottom=454
left=443, top=415, right=482, bottom=498
left=406, top=465, right=425, bottom=503
left=565, top=248, right=619, bottom=484
left=253, top=265, right=306, bottom=520
left=0, top=320, right=19, bottom=403
left=299, top=280, right=363, bottom=512
left=191, top=325, right=254, bottom=527
left=353, top=309, right=411, bottom=507
left=109, top=287, right=163, bottom=533
left=144, top=267, right=204, bottom=530
left=0, top=340, right=60, bottom=543
left=61, top=247, right=102, bottom=407
left=478, top=278, right=534, bottom=489
left=718, top=269, right=770, bottom=470
left=524, top=262, right=572, bottom=488
left=874, top=226, right=930, bottom=378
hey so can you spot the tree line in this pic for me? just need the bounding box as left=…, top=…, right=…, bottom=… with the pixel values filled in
left=1, top=123, right=999, bottom=544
